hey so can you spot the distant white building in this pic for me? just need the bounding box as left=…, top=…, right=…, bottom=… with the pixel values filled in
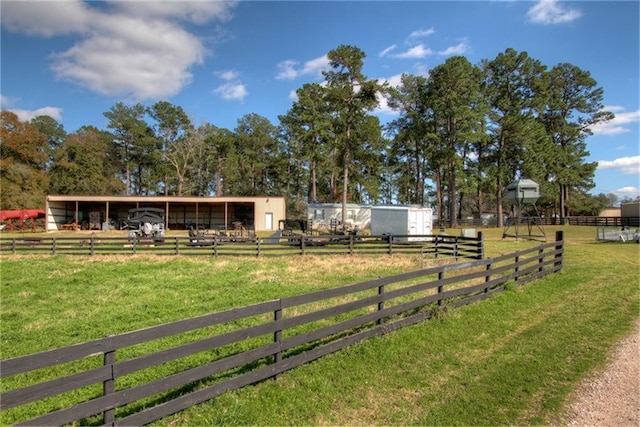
left=370, top=205, right=433, bottom=241
left=307, top=203, right=433, bottom=239
left=307, top=203, right=371, bottom=232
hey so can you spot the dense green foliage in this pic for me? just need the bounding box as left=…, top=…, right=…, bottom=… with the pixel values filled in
left=0, top=226, right=638, bottom=425
left=0, top=46, right=617, bottom=219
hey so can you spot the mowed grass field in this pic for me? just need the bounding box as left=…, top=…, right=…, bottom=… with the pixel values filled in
left=1, top=225, right=638, bottom=425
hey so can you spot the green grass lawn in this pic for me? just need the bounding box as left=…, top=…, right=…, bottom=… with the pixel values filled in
left=1, top=225, right=638, bottom=425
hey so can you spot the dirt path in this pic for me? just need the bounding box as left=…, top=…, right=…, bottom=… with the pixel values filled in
left=563, top=318, right=640, bottom=426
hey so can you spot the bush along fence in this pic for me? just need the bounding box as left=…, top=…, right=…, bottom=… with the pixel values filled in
left=0, top=231, right=564, bottom=426
left=0, top=233, right=484, bottom=260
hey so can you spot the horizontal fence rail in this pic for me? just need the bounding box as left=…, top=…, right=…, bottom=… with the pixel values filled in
left=0, top=233, right=484, bottom=260
left=559, top=216, right=639, bottom=227
left=0, top=231, right=564, bottom=426
left=451, top=216, right=640, bottom=228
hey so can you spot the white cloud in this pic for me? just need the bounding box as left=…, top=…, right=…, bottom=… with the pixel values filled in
left=598, top=156, right=640, bottom=175
left=382, top=28, right=468, bottom=60
left=302, top=56, right=330, bottom=76
left=113, top=0, right=237, bottom=25
left=409, top=27, right=435, bottom=39
left=0, top=94, right=63, bottom=122
left=373, top=70, right=435, bottom=116
left=526, top=0, right=582, bottom=25
left=438, top=42, right=469, bottom=56
left=275, top=55, right=330, bottom=80
left=213, top=82, right=247, bottom=102
left=383, top=74, right=405, bottom=89
left=374, top=95, right=397, bottom=117
left=0, top=0, right=238, bottom=101
left=52, top=18, right=205, bottom=100
left=615, top=186, right=640, bottom=195
left=6, top=107, right=64, bottom=123
left=372, top=74, right=405, bottom=116
left=379, top=45, right=397, bottom=58
left=0, top=0, right=91, bottom=36
left=393, top=44, right=434, bottom=59
left=275, top=60, right=299, bottom=80
left=603, top=105, right=626, bottom=113
left=590, top=108, right=640, bottom=135
left=415, top=64, right=430, bottom=77
left=212, top=70, right=247, bottom=101
left=0, top=95, right=16, bottom=107
left=217, top=70, right=239, bottom=81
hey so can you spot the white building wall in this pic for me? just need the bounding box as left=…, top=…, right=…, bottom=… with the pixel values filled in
left=307, top=203, right=371, bottom=231
left=370, top=206, right=433, bottom=241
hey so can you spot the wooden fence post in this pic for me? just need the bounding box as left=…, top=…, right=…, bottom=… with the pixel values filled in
left=387, top=235, right=393, bottom=256
left=514, top=256, right=520, bottom=284
left=273, top=301, right=283, bottom=379
left=454, top=237, right=459, bottom=260
left=300, top=235, right=306, bottom=256
left=554, top=230, right=564, bottom=269
left=377, top=284, right=385, bottom=325
left=349, top=234, right=354, bottom=255
left=174, top=237, right=179, bottom=255
left=437, top=271, right=444, bottom=306
left=90, top=235, right=95, bottom=256
left=102, top=345, right=116, bottom=426
left=434, top=235, right=439, bottom=259
left=51, top=238, right=55, bottom=256
left=256, top=239, right=261, bottom=257
left=477, top=231, right=484, bottom=259
left=484, top=262, right=491, bottom=293
left=538, top=248, right=544, bottom=273
left=212, top=237, right=218, bottom=257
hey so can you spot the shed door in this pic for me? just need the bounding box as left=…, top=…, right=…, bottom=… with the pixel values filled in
left=265, top=212, right=273, bottom=230
left=409, top=221, right=417, bottom=235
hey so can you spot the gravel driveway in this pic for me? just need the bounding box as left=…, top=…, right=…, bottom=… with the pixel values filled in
left=563, top=318, right=640, bottom=426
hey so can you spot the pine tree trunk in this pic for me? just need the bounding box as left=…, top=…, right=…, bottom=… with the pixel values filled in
left=448, top=163, right=457, bottom=228
left=310, top=158, right=317, bottom=203
left=216, top=157, right=224, bottom=196
left=497, top=173, right=504, bottom=228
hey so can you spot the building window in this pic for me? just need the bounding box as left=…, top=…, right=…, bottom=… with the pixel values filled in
left=347, top=210, right=355, bottom=221
left=314, top=209, right=324, bottom=220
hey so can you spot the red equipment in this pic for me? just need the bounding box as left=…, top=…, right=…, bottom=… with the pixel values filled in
left=0, top=209, right=46, bottom=232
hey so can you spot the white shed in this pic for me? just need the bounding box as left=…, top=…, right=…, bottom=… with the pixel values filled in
left=370, top=205, right=433, bottom=241
left=307, top=203, right=371, bottom=232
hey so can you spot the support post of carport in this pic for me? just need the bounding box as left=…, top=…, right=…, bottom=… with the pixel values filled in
left=165, top=201, right=170, bottom=230
left=105, top=201, right=109, bottom=231
left=196, top=202, right=199, bottom=229
left=224, top=202, right=228, bottom=230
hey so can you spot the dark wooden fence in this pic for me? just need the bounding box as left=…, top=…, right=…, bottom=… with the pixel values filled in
left=557, top=216, right=639, bottom=227
left=453, top=216, right=639, bottom=227
left=0, top=233, right=484, bottom=260
left=0, top=232, right=564, bottom=426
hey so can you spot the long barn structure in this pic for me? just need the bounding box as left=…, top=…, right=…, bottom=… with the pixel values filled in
left=45, top=195, right=286, bottom=233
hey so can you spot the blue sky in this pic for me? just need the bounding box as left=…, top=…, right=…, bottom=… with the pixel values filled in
left=1, top=0, right=638, bottom=200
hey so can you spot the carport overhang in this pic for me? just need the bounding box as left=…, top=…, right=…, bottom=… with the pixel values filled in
left=45, top=195, right=286, bottom=232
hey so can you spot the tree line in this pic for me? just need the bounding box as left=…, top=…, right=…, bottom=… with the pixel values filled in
left=0, top=45, right=624, bottom=226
